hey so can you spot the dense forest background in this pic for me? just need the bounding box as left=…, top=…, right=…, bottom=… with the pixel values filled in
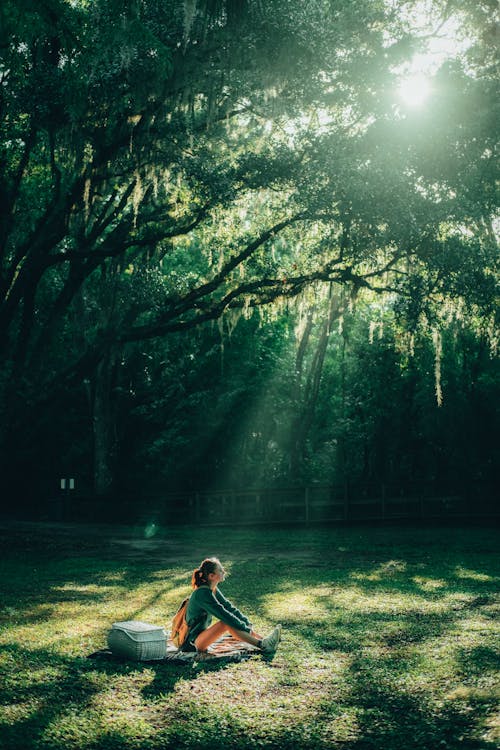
left=0, top=0, right=498, bottom=519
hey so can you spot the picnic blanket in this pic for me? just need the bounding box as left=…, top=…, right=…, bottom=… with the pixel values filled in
left=88, top=635, right=260, bottom=665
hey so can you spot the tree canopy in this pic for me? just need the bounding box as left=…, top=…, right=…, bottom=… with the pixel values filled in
left=0, top=0, right=498, bottom=506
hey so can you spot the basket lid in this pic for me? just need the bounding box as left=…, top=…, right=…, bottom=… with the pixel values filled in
left=111, top=620, right=166, bottom=636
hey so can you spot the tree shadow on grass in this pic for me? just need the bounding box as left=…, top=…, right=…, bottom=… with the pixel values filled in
left=266, top=561, right=497, bottom=663
left=1, top=526, right=498, bottom=749
left=243, top=547, right=498, bottom=642
left=0, top=644, right=166, bottom=749
left=140, top=651, right=268, bottom=702
left=0, top=643, right=105, bottom=750
left=316, top=654, right=497, bottom=750
left=226, top=548, right=498, bottom=617
left=289, top=610, right=452, bottom=654
left=0, top=562, right=190, bottom=629
left=455, top=645, right=500, bottom=676
left=0, top=639, right=267, bottom=750
left=256, top=565, right=498, bottom=750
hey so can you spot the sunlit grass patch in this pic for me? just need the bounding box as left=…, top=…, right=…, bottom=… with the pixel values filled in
left=352, top=559, right=408, bottom=579
left=454, top=566, right=495, bottom=582
left=262, top=589, right=332, bottom=622
left=412, top=575, right=447, bottom=590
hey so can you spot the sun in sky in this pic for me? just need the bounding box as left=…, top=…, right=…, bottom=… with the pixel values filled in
left=398, top=73, right=431, bottom=106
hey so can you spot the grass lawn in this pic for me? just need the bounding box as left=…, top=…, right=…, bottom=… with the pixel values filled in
left=0, top=522, right=498, bottom=750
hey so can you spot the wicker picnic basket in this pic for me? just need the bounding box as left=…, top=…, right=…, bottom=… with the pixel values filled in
left=107, top=620, right=167, bottom=660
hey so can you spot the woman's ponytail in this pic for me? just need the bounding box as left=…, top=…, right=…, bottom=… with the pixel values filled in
left=191, top=567, right=207, bottom=588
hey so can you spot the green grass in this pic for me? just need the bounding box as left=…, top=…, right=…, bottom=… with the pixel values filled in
left=0, top=522, right=498, bottom=750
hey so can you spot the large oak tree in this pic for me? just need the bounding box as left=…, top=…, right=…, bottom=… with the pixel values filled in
left=1, top=0, right=497, bottom=495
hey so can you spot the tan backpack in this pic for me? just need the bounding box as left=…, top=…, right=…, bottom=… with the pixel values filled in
left=170, top=596, right=190, bottom=649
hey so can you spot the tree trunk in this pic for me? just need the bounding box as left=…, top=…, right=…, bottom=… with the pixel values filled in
left=336, top=291, right=348, bottom=491
left=289, top=285, right=343, bottom=480
left=92, top=350, right=117, bottom=496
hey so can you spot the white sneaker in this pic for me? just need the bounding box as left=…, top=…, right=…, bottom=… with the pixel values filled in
left=260, top=624, right=282, bottom=653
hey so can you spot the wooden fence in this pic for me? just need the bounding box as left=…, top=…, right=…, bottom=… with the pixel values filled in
left=111, top=483, right=497, bottom=525
left=40, top=481, right=497, bottom=524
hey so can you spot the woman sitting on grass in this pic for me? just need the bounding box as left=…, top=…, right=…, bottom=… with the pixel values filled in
left=183, top=557, right=281, bottom=655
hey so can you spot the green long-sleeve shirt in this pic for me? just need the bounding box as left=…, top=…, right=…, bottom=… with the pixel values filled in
left=184, top=585, right=252, bottom=649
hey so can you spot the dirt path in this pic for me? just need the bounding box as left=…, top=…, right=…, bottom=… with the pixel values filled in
left=0, top=520, right=194, bottom=562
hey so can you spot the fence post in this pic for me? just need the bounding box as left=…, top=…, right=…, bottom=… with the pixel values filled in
left=304, top=487, right=310, bottom=524
left=255, top=492, right=261, bottom=519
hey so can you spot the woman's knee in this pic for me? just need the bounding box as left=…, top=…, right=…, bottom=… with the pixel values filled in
left=195, top=621, right=226, bottom=650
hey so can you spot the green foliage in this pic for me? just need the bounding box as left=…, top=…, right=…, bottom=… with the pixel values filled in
left=0, top=1, right=497, bottom=499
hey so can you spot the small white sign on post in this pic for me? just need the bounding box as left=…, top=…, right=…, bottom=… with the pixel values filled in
left=60, top=478, right=76, bottom=490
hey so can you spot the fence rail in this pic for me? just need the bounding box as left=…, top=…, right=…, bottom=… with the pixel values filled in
left=161, top=487, right=492, bottom=525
